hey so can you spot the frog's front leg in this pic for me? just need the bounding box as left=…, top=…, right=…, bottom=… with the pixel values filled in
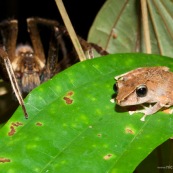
left=129, top=102, right=164, bottom=121
left=140, top=102, right=166, bottom=121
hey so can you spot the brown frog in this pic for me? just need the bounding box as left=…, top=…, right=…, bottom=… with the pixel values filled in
left=112, top=66, right=173, bottom=121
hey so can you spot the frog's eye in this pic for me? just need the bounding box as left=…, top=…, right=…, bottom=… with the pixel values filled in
left=113, top=83, right=118, bottom=93
left=136, top=85, right=148, bottom=97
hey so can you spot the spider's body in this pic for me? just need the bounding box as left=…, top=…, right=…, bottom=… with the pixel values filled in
left=0, top=18, right=79, bottom=94
left=14, top=44, right=45, bottom=92
left=0, top=18, right=109, bottom=95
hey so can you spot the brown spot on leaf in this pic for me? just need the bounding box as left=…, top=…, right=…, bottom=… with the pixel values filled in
left=66, top=91, right=74, bottom=97
left=103, top=154, right=112, bottom=160
left=97, top=134, right=102, bottom=137
left=125, top=127, right=134, bottom=134
left=63, top=91, right=74, bottom=104
left=8, top=122, right=23, bottom=136
left=112, top=33, right=117, bottom=39
left=0, top=158, right=11, bottom=163
left=36, top=122, right=43, bottom=126
left=63, top=97, right=73, bottom=104
left=11, top=122, right=23, bottom=127
left=8, top=126, right=15, bottom=136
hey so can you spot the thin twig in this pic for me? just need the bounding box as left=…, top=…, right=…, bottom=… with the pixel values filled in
left=54, top=0, right=86, bottom=61
left=141, top=0, right=151, bottom=53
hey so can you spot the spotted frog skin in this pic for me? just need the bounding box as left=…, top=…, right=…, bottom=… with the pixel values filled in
left=112, top=66, right=173, bottom=121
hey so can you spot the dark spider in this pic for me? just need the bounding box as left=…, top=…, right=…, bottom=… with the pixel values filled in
left=0, top=18, right=78, bottom=94
left=0, top=17, right=108, bottom=118
left=0, top=18, right=105, bottom=93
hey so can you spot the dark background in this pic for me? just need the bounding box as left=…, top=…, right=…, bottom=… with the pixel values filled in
left=0, top=0, right=106, bottom=41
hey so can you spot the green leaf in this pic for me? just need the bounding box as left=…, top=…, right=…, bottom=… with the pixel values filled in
left=88, top=0, right=173, bottom=57
left=0, top=53, right=173, bottom=172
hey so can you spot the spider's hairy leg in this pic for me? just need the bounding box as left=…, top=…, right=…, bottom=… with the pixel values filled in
left=0, top=19, right=18, bottom=62
left=26, top=18, right=71, bottom=80
left=50, top=26, right=79, bottom=73
left=58, top=25, right=109, bottom=58
left=27, top=18, right=46, bottom=64
left=26, top=18, right=61, bottom=81
left=28, top=17, right=59, bottom=27
left=43, top=27, right=60, bottom=80
left=89, top=43, right=109, bottom=56
left=0, top=47, right=28, bottom=118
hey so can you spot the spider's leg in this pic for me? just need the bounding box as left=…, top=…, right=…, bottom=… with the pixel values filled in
left=27, top=18, right=46, bottom=64
left=0, top=47, right=28, bottom=118
left=43, top=28, right=60, bottom=81
left=89, top=43, right=109, bottom=56
left=59, top=25, right=109, bottom=58
left=27, top=18, right=77, bottom=77
left=43, top=25, right=72, bottom=80
left=51, top=26, right=79, bottom=73
left=26, top=18, right=61, bottom=80
left=27, top=18, right=62, bottom=81
left=58, top=25, right=93, bottom=59
left=54, top=27, right=68, bottom=62
left=0, top=19, right=18, bottom=63
left=28, top=17, right=59, bottom=27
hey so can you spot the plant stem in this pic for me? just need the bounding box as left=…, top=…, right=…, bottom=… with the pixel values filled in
left=141, top=0, right=151, bottom=53
left=55, top=0, right=86, bottom=61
